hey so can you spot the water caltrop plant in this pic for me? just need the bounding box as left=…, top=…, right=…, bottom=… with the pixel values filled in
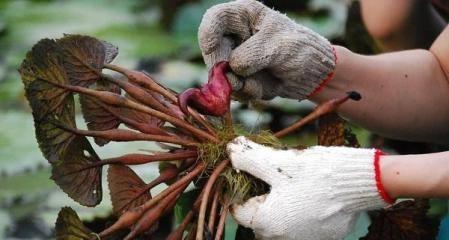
left=19, top=35, right=438, bottom=240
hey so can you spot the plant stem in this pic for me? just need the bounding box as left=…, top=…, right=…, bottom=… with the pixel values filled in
left=167, top=186, right=206, bottom=240
left=115, top=165, right=180, bottom=214
left=58, top=126, right=198, bottom=147
left=163, top=190, right=181, bottom=215
left=104, top=63, right=216, bottom=135
left=92, top=98, right=169, bottom=136
left=207, top=187, right=221, bottom=237
left=135, top=162, right=204, bottom=212
left=167, top=210, right=195, bottom=240
left=49, top=82, right=218, bottom=142
left=274, top=93, right=358, bottom=138
left=103, top=74, right=180, bottom=118
left=196, top=160, right=230, bottom=240
left=187, top=224, right=198, bottom=240
left=98, top=162, right=205, bottom=238
left=102, top=151, right=198, bottom=165
left=125, top=182, right=188, bottom=240
left=123, top=98, right=217, bottom=142
left=104, top=64, right=173, bottom=99
left=224, top=110, right=233, bottom=132
left=52, top=151, right=195, bottom=179
left=214, top=204, right=228, bottom=240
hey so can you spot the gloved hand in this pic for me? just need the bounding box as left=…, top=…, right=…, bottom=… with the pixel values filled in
left=198, top=0, right=336, bottom=100
left=226, top=137, right=394, bottom=240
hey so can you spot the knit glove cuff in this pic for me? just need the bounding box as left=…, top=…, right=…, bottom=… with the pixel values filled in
left=321, top=147, right=394, bottom=212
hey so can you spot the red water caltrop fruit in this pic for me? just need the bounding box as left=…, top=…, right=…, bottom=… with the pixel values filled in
left=178, top=61, right=231, bottom=116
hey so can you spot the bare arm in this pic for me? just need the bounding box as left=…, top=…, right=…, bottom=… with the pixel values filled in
left=360, top=0, right=446, bottom=51
left=381, top=151, right=449, bottom=198
left=310, top=26, right=449, bottom=144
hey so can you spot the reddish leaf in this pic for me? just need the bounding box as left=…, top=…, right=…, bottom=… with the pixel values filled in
left=80, top=93, right=121, bottom=146
left=33, top=105, right=76, bottom=164
left=344, top=126, right=360, bottom=148
left=19, top=39, right=72, bottom=119
left=318, top=113, right=346, bottom=146
left=108, top=164, right=152, bottom=215
left=20, top=37, right=104, bottom=207
left=51, top=136, right=103, bottom=207
left=96, top=78, right=121, bottom=94
left=318, top=113, right=360, bottom=147
left=362, top=200, right=439, bottom=240
left=55, top=207, right=93, bottom=240
left=101, top=40, right=119, bottom=64
left=80, top=80, right=121, bottom=146
left=57, top=34, right=116, bottom=87
left=19, top=38, right=87, bottom=164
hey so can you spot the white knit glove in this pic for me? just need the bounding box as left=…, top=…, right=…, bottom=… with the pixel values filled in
left=198, top=0, right=336, bottom=100
left=226, top=137, right=393, bottom=240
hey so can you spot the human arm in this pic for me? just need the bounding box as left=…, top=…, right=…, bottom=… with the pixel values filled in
left=381, top=150, right=449, bottom=199
left=310, top=26, right=449, bottom=144
left=360, top=0, right=446, bottom=51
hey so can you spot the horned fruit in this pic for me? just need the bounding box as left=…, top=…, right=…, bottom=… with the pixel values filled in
left=178, top=61, right=232, bottom=116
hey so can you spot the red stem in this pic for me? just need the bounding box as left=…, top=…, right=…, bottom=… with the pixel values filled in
left=207, top=187, right=221, bottom=238
left=187, top=224, right=198, bottom=240
left=124, top=182, right=188, bottom=240
left=46, top=80, right=218, bottom=142
left=102, top=151, right=198, bottom=165
left=115, top=165, right=180, bottom=214
left=104, top=63, right=217, bottom=136
left=196, top=160, right=230, bottom=240
left=167, top=211, right=195, bottom=240
left=92, top=98, right=169, bottom=136
left=98, top=162, right=205, bottom=238
left=103, top=74, right=180, bottom=118
left=224, top=110, right=233, bottom=131
left=274, top=93, right=357, bottom=138
left=60, top=151, right=197, bottom=177
left=57, top=125, right=198, bottom=147
left=167, top=185, right=206, bottom=240
left=214, top=205, right=228, bottom=240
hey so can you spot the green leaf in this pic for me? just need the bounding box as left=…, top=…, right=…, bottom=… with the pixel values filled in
left=174, top=189, right=200, bottom=225
left=235, top=225, right=255, bottom=240
left=51, top=136, right=103, bottom=207
left=107, top=164, right=152, bottom=215
left=55, top=207, right=94, bottom=240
